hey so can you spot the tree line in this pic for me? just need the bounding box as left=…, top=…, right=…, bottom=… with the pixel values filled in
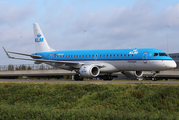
left=7, top=64, right=54, bottom=71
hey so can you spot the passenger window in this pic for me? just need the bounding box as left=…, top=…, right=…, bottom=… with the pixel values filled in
left=89, top=55, right=90, bottom=57
left=106, top=55, right=108, bottom=57
left=113, top=55, right=115, bottom=57
left=153, top=53, right=158, bottom=56
left=131, top=54, right=133, bottom=57
left=82, top=55, right=84, bottom=57
left=99, top=55, right=101, bottom=57
left=110, top=55, right=112, bottom=57
left=65, top=55, right=67, bottom=57
left=85, top=55, right=87, bottom=57
left=124, top=54, right=126, bottom=57
left=73, top=55, right=75, bottom=57
left=117, top=54, right=119, bottom=57
left=120, top=54, right=122, bottom=57
left=127, top=54, right=129, bottom=57
left=59, top=55, right=61, bottom=58
left=95, top=55, right=97, bottom=57
left=103, top=55, right=105, bottom=57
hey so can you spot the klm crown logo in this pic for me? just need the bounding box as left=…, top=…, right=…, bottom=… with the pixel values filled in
left=82, top=68, right=87, bottom=73
left=37, top=33, right=41, bottom=37
left=35, top=33, right=44, bottom=42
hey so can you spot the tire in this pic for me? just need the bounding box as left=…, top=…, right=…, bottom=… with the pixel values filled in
left=79, top=76, right=84, bottom=81
left=152, top=77, right=157, bottom=81
left=108, top=75, right=113, bottom=81
left=103, top=75, right=108, bottom=81
left=103, top=75, right=113, bottom=81
left=74, top=74, right=84, bottom=81
left=74, top=74, right=79, bottom=81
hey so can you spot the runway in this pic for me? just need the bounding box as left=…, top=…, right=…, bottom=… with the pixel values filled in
left=0, top=80, right=179, bottom=84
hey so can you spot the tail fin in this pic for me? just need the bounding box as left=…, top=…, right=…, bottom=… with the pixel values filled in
left=33, top=23, right=55, bottom=52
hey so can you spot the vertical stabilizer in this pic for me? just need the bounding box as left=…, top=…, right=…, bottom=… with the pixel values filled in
left=33, top=23, right=55, bottom=52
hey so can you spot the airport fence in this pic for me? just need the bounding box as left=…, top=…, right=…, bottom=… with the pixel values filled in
left=0, top=64, right=56, bottom=71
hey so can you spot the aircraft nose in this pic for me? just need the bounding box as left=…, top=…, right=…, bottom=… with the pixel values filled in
left=166, top=60, right=177, bottom=69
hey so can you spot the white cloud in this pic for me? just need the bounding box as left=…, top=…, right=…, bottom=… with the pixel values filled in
left=1, top=0, right=179, bottom=65
left=47, top=1, right=179, bottom=52
left=0, top=2, right=34, bottom=25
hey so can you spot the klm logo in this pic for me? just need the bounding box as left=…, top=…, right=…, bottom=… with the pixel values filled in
left=35, top=33, right=44, bottom=42
left=82, top=68, right=86, bottom=73
left=129, top=49, right=138, bottom=54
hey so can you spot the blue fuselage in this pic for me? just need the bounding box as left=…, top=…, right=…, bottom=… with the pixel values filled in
left=34, top=48, right=176, bottom=72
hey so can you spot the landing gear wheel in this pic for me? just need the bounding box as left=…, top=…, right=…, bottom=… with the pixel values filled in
left=103, top=75, right=113, bottom=81
left=79, top=76, right=84, bottom=81
left=74, top=74, right=84, bottom=81
left=152, top=77, right=157, bottom=81
left=103, top=75, right=108, bottom=81
left=151, top=71, right=157, bottom=81
left=108, top=75, right=113, bottom=80
left=74, top=74, right=79, bottom=81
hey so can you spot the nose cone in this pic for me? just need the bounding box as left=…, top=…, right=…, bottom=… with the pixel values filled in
left=167, top=60, right=177, bottom=69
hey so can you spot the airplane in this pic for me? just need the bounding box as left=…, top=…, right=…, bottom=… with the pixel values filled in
left=3, top=23, right=177, bottom=81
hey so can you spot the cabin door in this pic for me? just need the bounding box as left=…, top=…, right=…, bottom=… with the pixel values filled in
left=49, top=54, right=53, bottom=60
left=143, top=52, right=148, bottom=64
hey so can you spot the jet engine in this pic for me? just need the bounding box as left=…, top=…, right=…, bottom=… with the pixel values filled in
left=79, top=65, right=100, bottom=78
left=122, top=71, right=143, bottom=78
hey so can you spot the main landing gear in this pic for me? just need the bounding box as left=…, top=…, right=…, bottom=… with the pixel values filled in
left=74, top=74, right=84, bottom=81
left=151, top=71, right=157, bottom=81
left=103, top=75, right=113, bottom=81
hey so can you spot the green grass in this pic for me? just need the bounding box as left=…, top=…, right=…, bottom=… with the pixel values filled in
left=0, top=83, right=179, bottom=119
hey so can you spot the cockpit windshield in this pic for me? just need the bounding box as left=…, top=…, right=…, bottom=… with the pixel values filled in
left=153, top=53, right=158, bottom=56
left=153, top=53, right=168, bottom=57
left=159, top=53, right=168, bottom=56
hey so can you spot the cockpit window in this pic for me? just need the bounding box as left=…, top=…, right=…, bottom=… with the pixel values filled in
left=153, top=53, right=158, bottom=56
left=159, top=53, right=167, bottom=56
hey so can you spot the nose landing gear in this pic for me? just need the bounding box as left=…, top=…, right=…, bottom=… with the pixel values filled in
left=151, top=71, right=157, bottom=81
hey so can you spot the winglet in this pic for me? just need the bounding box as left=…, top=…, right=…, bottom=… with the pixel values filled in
left=2, top=47, right=14, bottom=59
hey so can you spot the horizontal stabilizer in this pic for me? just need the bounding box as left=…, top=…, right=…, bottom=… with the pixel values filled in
left=3, top=47, right=42, bottom=58
left=3, top=47, right=14, bottom=59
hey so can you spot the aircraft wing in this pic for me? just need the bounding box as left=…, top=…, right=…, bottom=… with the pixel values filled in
left=3, top=47, right=105, bottom=68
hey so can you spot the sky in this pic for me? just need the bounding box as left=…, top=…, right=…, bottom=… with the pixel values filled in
left=1, top=0, right=179, bottom=65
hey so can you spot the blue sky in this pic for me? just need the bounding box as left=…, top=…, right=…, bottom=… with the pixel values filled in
left=1, top=0, right=179, bottom=65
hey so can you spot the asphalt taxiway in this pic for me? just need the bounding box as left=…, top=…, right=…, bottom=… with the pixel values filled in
left=0, top=80, right=179, bottom=84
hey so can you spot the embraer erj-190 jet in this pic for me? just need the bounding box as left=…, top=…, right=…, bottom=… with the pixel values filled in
left=3, top=23, right=177, bottom=81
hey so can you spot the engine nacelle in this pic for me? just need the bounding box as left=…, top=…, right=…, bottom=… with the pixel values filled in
left=122, top=71, right=143, bottom=78
left=79, top=65, right=100, bottom=78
